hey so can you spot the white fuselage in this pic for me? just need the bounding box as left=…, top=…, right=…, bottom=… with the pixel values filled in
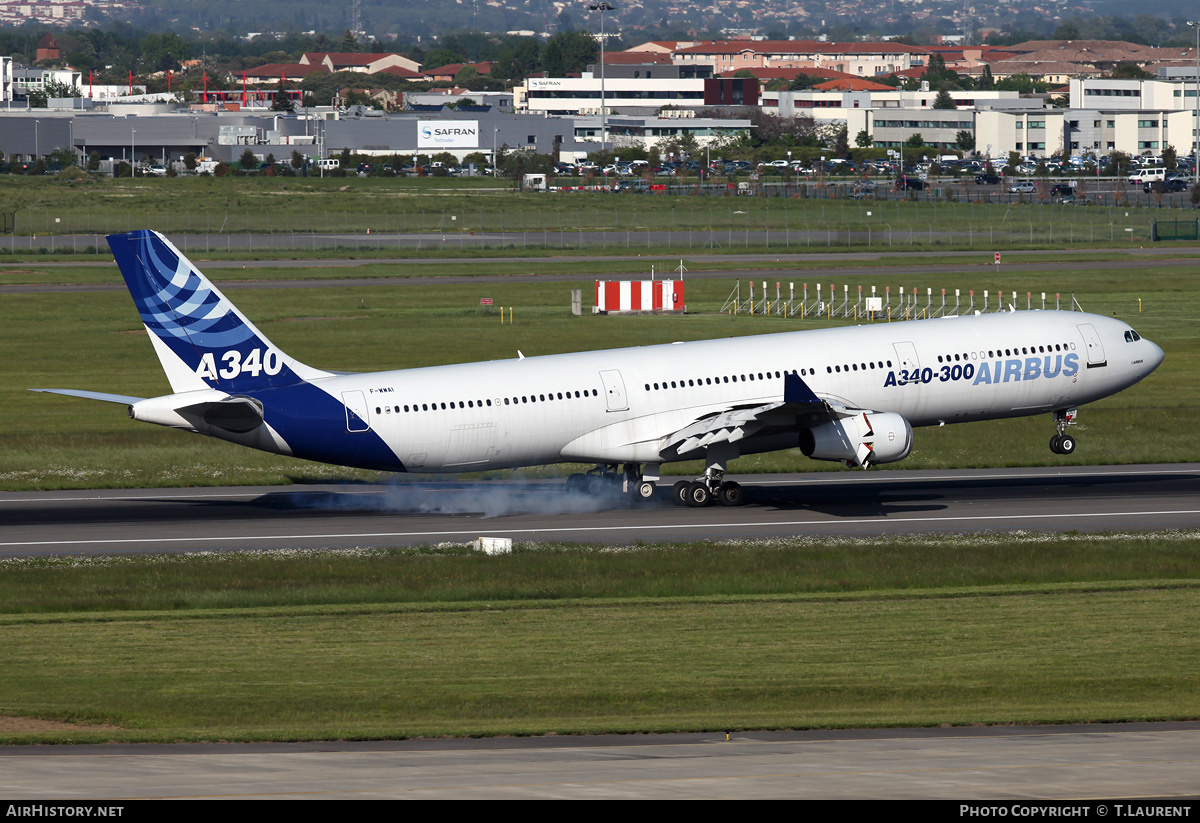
left=288, top=310, right=1160, bottom=473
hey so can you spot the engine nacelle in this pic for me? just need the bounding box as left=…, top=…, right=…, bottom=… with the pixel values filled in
left=799, top=411, right=913, bottom=467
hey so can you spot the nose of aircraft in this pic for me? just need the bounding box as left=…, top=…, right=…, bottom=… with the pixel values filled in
left=1144, top=339, right=1165, bottom=375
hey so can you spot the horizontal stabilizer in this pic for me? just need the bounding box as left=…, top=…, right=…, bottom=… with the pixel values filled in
left=31, top=388, right=146, bottom=405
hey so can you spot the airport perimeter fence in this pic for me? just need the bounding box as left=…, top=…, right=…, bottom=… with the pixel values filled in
left=0, top=198, right=1182, bottom=255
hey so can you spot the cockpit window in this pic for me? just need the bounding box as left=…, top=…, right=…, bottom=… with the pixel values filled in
left=1124, top=330, right=1142, bottom=342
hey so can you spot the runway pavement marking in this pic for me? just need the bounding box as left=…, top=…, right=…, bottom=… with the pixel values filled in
left=3, top=508, right=1199, bottom=548
left=2, top=466, right=1197, bottom=504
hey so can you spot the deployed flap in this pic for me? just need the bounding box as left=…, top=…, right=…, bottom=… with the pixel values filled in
left=659, top=373, right=869, bottom=460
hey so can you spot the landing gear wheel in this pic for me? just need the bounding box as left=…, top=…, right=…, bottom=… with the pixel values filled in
left=634, top=480, right=656, bottom=502
left=1050, top=434, right=1063, bottom=454
left=566, top=473, right=587, bottom=493
left=717, top=481, right=743, bottom=507
left=1058, top=434, right=1076, bottom=454
left=672, top=480, right=691, bottom=507
left=686, top=481, right=712, bottom=507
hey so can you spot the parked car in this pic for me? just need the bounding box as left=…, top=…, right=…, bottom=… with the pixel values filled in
left=1009, top=182, right=1037, bottom=194
left=1145, top=179, right=1189, bottom=193
left=613, top=179, right=652, bottom=193
left=898, top=178, right=926, bottom=191
left=1049, top=183, right=1075, bottom=197
left=147, top=164, right=168, bottom=177
left=975, top=174, right=1001, bottom=185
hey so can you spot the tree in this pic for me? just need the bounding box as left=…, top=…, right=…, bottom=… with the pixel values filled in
left=1053, top=22, right=1080, bottom=40
left=291, top=149, right=305, bottom=170
left=338, top=29, right=360, bottom=52
left=1162, top=144, right=1176, bottom=170
left=955, top=130, right=975, bottom=152
left=541, top=30, right=599, bottom=76
left=978, top=65, right=994, bottom=90
left=1110, top=62, right=1152, bottom=79
left=833, top=124, right=850, bottom=158
left=855, top=129, right=872, bottom=148
left=271, top=78, right=295, bottom=112
left=184, top=152, right=197, bottom=171
left=1108, top=150, right=1132, bottom=178
left=932, top=89, right=956, bottom=109
left=905, top=133, right=926, bottom=148
left=239, top=149, right=257, bottom=171
left=1004, top=151, right=1021, bottom=177
left=87, top=150, right=100, bottom=171
left=494, top=38, right=541, bottom=83
left=423, top=46, right=467, bottom=70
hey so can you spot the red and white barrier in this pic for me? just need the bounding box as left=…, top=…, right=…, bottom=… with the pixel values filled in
left=595, top=280, right=685, bottom=313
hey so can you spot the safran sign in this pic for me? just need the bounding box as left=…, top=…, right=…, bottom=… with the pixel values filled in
left=418, top=120, right=479, bottom=149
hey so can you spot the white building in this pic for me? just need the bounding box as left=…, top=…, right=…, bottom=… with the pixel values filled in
left=1068, top=78, right=1199, bottom=112
left=0, top=56, right=11, bottom=103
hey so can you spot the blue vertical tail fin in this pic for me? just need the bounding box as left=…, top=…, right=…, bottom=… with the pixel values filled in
left=107, top=230, right=332, bottom=394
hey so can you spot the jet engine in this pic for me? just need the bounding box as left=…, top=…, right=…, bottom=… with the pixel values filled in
left=799, top=411, right=913, bottom=467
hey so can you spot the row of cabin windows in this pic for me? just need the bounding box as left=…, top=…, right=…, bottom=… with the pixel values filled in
left=935, top=342, right=1075, bottom=363
left=644, top=370, right=797, bottom=392
left=828, top=360, right=893, bottom=374
left=375, top=388, right=600, bottom=416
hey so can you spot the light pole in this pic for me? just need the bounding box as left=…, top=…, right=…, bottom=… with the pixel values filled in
left=588, top=2, right=615, bottom=155
left=1190, top=21, right=1200, bottom=185
left=33, top=119, right=38, bottom=163
left=131, top=128, right=136, bottom=177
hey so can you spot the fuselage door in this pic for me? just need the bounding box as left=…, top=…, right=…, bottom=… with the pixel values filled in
left=341, top=390, right=371, bottom=432
left=1076, top=323, right=1106, bottom=367
left=599, top=369, right=629, bottom=412
left=893, top=341, right=919, bottom=372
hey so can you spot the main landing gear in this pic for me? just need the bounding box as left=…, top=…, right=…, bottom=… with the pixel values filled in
left=671, top=468, right=743, bottom=508
left=565, top=463, right=658, bottom=504
left=1050, top=407, right=1078, bottom=455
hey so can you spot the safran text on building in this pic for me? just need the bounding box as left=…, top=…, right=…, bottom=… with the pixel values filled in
left=418, top=120, right=479, bottom=149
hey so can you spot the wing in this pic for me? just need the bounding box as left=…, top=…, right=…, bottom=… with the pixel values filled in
left=658, top=371, right=848, bottom=460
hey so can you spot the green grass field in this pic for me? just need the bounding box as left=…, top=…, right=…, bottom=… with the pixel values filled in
left=1, top=175, right=1191, bottom=251
left=2, top=200, right=1198, bottom=742
left=1, top=534, right=1197, bottom=743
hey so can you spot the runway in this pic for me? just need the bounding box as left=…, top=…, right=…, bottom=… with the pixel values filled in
left=2, top=464, right=1197, bottom=557
left=2, top=723, right=1198, bottom=799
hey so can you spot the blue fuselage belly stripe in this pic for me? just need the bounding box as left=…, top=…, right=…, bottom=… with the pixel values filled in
left=249, top=383, right=405, bottom=472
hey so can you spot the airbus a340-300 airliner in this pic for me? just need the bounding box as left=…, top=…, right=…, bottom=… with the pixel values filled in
left=35, top=230, right=1163, bottom=507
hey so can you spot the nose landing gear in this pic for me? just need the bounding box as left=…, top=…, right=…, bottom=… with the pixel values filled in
left=1050, top=407, right=1078, bottom=455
